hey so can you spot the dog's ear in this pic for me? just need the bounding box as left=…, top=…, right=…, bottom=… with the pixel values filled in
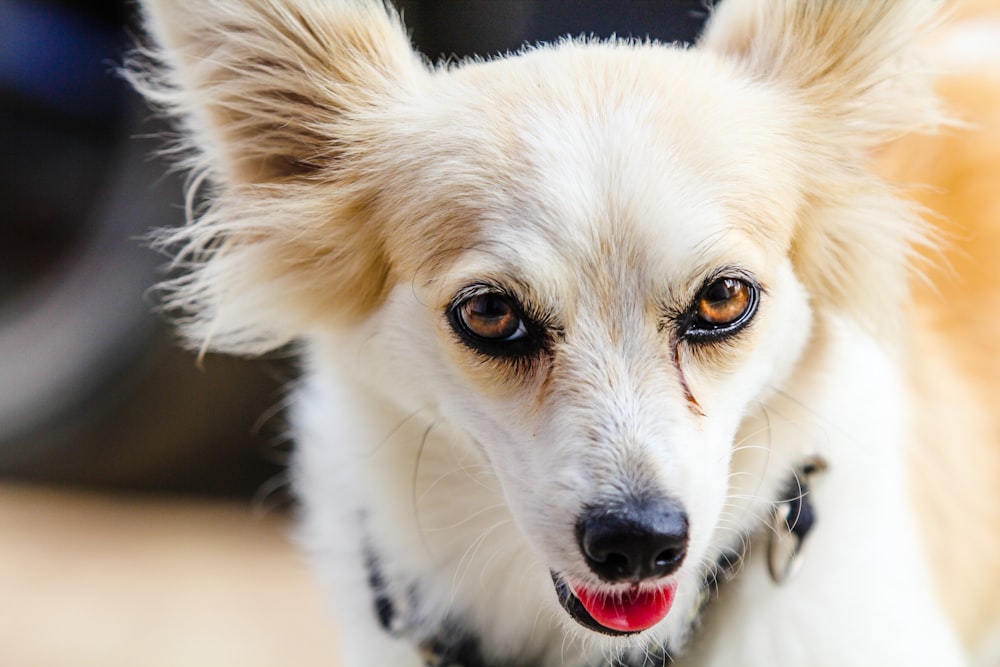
left=130, top=0, right=428, bottom=353
left=700, top=0, right=944, bottom=334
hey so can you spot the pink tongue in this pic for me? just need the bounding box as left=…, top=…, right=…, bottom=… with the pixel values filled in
left=574, top=584, right=676, bottom=633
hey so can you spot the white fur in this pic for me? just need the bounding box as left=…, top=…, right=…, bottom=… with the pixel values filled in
left=290, top=302, right=967, bottom=665
left=677, top=319, right=966, bottom=666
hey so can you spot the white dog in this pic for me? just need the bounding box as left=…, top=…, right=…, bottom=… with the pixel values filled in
left=131, top=0, right=1000, bottom=665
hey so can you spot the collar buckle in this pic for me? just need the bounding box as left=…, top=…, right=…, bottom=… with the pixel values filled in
left=768, top=456, right=828, bottom=584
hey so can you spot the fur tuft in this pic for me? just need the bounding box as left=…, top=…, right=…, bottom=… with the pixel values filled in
left=701, top=0, right=945, bottom=143
left=126, top=0, right=427, bottom=353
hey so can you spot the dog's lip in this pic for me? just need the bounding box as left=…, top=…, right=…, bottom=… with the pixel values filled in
left=551, top=572, right=677, bottom=636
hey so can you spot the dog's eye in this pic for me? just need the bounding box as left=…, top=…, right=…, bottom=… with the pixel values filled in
left=697, top=278, right=751, bottom=325
left=458, top=294, right=526, bottom=341
left=686, top=277, right=759, bottom=339
left=451, top=292, right=529, bottom=347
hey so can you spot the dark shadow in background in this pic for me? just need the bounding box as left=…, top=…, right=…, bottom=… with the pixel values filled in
left=398, top=0, right=707, bottom=61
left=0, top=0, right=708, bottom=498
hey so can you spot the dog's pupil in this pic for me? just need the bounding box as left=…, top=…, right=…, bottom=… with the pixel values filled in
left=465, top=295, right=517, bottom=338
left=700, top=279, right=748, bottom=324
left=707, top=279, right=737, bottom=303
left=471, top=295, right=510, bottom=318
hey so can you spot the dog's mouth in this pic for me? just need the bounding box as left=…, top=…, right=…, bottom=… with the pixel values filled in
left=552, top=573, right=677, bottom=635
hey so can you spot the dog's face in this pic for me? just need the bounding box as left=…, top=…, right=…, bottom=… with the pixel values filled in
left=353, top=46, right=816, bottom=632
left=136, top=0, right=941, bottom=642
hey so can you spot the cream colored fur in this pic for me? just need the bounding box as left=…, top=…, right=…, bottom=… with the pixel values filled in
left=130, top=0, right=1000, bottom=665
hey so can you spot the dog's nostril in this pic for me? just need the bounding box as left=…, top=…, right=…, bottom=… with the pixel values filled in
left=599, top=552, right=630, bottom=576
left=655, top=547, right=684, bottom=570
left=577, top=497, right=689, bottom=584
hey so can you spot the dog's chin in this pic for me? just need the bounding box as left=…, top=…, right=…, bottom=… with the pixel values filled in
left=551, top=572, right=678, bottom=637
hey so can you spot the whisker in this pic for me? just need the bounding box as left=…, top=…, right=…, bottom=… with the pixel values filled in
left=422, top=502, right=509, bottom=533
left=412, top=417, right=442, bottom=556
left=252, top=470, right=294, bottom=516
left=449, top=517, right=514, bottom=605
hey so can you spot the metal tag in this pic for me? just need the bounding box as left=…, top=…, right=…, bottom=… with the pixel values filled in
left=767, top=456, right=828, bottom=584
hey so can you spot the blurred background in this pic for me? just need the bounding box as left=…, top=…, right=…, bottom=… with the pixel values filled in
left=0, top=1, right=707, bottom=665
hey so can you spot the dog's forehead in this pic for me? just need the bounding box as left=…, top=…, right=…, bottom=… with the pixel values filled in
left=427, top=43, right=802, bottom=300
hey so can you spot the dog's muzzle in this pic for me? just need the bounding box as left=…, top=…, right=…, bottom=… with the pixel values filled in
left=554, top=496, right=689, bottom=635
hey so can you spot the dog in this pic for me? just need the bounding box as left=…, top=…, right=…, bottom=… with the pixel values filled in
left=130, top=0, right=1000, bottom=664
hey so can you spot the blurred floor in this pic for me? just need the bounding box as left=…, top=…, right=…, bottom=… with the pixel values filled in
left=0, top=483, right=341, bottom=667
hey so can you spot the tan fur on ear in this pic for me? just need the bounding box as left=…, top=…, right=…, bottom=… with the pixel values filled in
left=136, top=0, right=422, bottom=184
left=700, top=0, right=943, bottom=145
left=701, top=0, right=946, bottom=335
left=128, top=0, right=427, bottom=353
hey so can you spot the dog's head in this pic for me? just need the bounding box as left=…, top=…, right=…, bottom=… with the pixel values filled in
left=135, top=0, right=940, bottom=643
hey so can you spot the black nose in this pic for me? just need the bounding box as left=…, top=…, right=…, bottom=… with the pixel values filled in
left=577, top=497, right=689, bottom=583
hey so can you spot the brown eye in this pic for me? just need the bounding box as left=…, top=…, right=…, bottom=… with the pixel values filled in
left=454, top=293, right=527, bottom=342
left=687, top=277, right=758, bottom=338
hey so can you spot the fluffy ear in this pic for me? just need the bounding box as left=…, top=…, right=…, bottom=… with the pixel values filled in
left=129, top=0, right=428, bottom=353
left=700, top=0, right=943, bottom=148
left=700, top=0, right=945, bottom=333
